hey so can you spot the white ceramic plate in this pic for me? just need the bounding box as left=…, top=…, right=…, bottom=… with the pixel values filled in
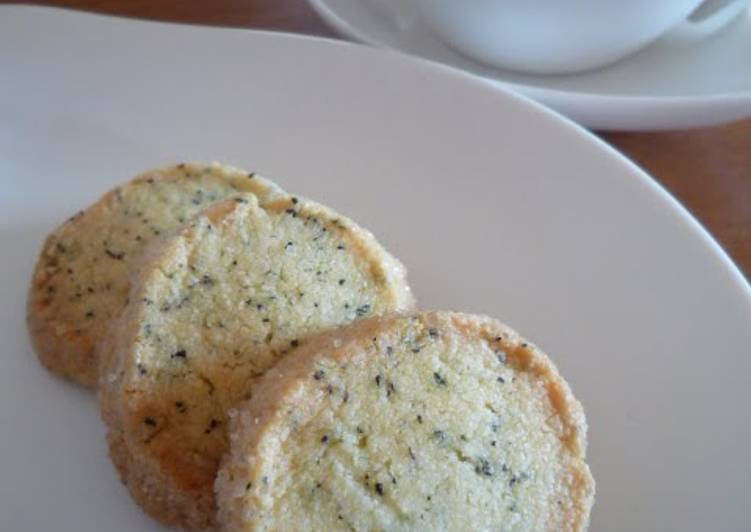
left=1, top=6, right=750, bottom=531
left=309, top=0, right=751, bottom=130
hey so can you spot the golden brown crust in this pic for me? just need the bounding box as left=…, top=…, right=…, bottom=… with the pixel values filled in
left=216, top=312, right=594, bottom=531
left=27, top=162, right=284, bottom=388
left=99, top=194, right=414, bottom=531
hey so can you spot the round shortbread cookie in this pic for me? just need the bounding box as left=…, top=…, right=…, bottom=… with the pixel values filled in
left=27, top=162, right=284, bottom=387
left=100, top=194, right=414, bottom=530
left=216, top=312, right=594, bottom=532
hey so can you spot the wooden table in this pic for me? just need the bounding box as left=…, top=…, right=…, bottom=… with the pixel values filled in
left=20, top=0, right=751, bottom=279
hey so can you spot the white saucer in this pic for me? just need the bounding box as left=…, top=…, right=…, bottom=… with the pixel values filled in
left=309, top=0, right=751, bottom=130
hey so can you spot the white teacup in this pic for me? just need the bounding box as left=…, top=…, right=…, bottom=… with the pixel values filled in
left=415, top=0, right=751, bottom=74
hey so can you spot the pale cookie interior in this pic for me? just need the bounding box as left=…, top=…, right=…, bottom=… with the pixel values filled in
left=102, top=193, right=413, bottom=528
left=28, top=162, right=281, bottom=386
left=218, top=313, right=593, bottom=532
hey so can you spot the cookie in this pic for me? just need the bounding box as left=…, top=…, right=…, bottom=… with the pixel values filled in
left=216, top=312, right=594, bottom=531
left=99, top=194, right=414, bottom=530
left=27, top=162, right=284, bottom=387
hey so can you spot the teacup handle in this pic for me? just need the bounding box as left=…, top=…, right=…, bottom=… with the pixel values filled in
left=666, top=0, right=750, bottom=41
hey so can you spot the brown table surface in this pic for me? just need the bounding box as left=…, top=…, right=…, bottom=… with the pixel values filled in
left=15, top=0, right=751, bottom=280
